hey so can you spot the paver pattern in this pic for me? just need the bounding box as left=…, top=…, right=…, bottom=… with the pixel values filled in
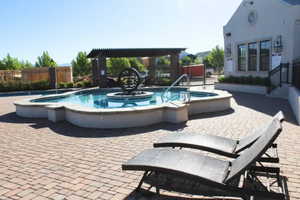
left=0, top=91, right=300, bottom=200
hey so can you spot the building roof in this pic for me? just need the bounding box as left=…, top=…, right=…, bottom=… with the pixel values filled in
left=282, top=0, right=300, bottom=5
left=87, top=48, right=186, bottom=58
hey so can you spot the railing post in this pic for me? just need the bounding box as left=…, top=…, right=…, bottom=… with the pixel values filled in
left=287, top=63, right=290, bottom=84
left=292, top=62, right=295, bottom=86
left=268, top=69, right=272, bottom=93
left=279, top=64, right=282, bottom=87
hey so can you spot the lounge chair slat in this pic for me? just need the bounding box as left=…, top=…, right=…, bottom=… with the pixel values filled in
left=235, top=112, right=283, bottom=153
left=154, top=111, right=284, bottom=158
left=154, top=133, right=237, bottom=156
left=225, top=119, right=282, bottom=183
left=122, top=148, right=230, bottom=184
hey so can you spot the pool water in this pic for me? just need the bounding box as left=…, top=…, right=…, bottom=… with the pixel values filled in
left=32, top=89, right=217, bottom=109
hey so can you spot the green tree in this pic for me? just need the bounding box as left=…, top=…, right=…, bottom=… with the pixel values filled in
left=207, top=46, right=224, bottom=73
left=0, top=60, right=3, bottom=70
left=157, top=56, right=170, bottom=65
left=128, top=58, right=146, bottom=72
left=35, top=51, right=57, bottom=67
left=193, top=57, right=201, bottom=64
left=20, top=61, right=33, bottom=69
left=0, top=54, right=33, bottom=70
left=71, top=51, right=91, bottom=77
left=203, top=56, right=212, bottom=68
left=180, top=56, right=193, bottom=66
left=0, top=54, right=21, bottom=70
left=107, top=58, right=131, bottom=76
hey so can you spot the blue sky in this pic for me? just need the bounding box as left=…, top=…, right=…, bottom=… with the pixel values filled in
left=0, top=0, right=242, bottom=64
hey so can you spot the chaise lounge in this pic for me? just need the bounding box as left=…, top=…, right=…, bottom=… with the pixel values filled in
left=153, top=111, right=284, bottom=162
left=122, top=118, right=284, bottom=200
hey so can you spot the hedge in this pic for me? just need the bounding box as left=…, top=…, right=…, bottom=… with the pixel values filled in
left=218, top=76, right=271, bottom=87
left=57, top=80, right=92, bottom=89
left=0, top=80, right=51, bottom=92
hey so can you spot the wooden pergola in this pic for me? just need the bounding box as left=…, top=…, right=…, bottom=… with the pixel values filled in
left=87, top=48, right=186, bottom=88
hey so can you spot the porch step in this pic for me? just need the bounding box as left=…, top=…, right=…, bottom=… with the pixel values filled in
left=268, top=84, right=290, bottom=99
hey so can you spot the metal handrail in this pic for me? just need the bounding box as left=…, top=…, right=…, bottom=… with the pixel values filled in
left=269, top=65, right=281, bottom=76
left=268, top=63, right=290, bottom=93
left=161, top=74, right=190, bottom=102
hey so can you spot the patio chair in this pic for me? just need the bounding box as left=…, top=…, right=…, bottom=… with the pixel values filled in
left=122, top=119, right=284, bottom=200
left=153, top=111, right=284, bottom=163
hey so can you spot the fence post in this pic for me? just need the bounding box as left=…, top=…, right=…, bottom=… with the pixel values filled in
left=49, top=67, right=57, bottom=89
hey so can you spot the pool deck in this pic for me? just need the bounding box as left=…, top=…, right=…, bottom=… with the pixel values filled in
left=1, top=89, right=300, bottom=199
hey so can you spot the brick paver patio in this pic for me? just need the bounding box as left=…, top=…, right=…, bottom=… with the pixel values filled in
left=0, top=92, right=300, bottom=200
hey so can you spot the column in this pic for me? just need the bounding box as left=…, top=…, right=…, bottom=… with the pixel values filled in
left=170, top=53, right=180, bottom=81
left=148, top=57, right=156, bottom=84
left=97, top=55, right=107, bottom=88
left=91, top=59, right=98, bottom=86
left=48, top=67, right=57, bottom=89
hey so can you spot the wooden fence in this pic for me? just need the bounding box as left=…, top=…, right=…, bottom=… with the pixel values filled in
left=21, top=67, right=50, bottom=82
left=56, top=67, right=73, bottom=83
left=0, top=70, right=22, bottom=81
left=0, top=67, right=73, bottom=83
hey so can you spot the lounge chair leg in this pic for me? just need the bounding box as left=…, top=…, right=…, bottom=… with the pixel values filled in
left=137, top=171, right=148, bottom=191
left=156, top=187, right=160, bottom=195
left=154, top=172, right=160, bottom=195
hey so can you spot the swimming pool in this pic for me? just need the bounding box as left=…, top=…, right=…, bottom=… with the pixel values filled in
left=31, top=88, right=217, bottom=109
left=15, top=87, right=232, bottom=129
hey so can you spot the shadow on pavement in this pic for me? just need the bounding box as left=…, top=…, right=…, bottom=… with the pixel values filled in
left=0, top=112, right=187, bottom=138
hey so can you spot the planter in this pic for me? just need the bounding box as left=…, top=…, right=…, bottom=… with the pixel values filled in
left=288, top=86, right=300, bottom=125
left=215, top=83, right=268, bottom=95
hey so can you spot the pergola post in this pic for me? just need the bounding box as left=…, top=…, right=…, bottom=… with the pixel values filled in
left=91, top=59, right=98, bottom=86
left=149, top=57, right=156, bottom=84
left=97, top=55, right=107, bottom=88
left=48, top=67, right=57, bottom=89
left=170, top=53, right=180, bottom=81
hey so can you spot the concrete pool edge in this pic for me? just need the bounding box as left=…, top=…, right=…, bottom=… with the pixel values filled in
left=14, top=87, right=232, bottom=129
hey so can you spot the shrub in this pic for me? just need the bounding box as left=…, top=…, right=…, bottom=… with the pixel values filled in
left=75, top=82, right=83, bottom=88
left=58, top=82, right=66, bottom=89
left=66, top=82, right=74, bottom=88
left=218, top=75, right=270, bottom=87
left=0, top=80, right=50, bottom=92
left=31, top=80, right=50, bottom=90
left=157, top=78, right=173, bottom=86
left=82, top=80, right=91, bottom=88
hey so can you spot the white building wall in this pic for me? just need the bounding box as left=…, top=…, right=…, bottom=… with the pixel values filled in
left=223, top=0, right=300, bottom=77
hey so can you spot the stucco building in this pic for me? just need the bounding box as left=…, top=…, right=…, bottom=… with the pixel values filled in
left=223, top=0, right=300, bottom=79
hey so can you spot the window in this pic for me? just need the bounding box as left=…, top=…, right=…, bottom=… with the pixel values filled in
left=238, top=44, right=247, bottom=71
left=260, top=40, right=271, bottom=71
left=236, top=40, right=271, bottom=72
left=248, top=43, right=257, bottom=71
